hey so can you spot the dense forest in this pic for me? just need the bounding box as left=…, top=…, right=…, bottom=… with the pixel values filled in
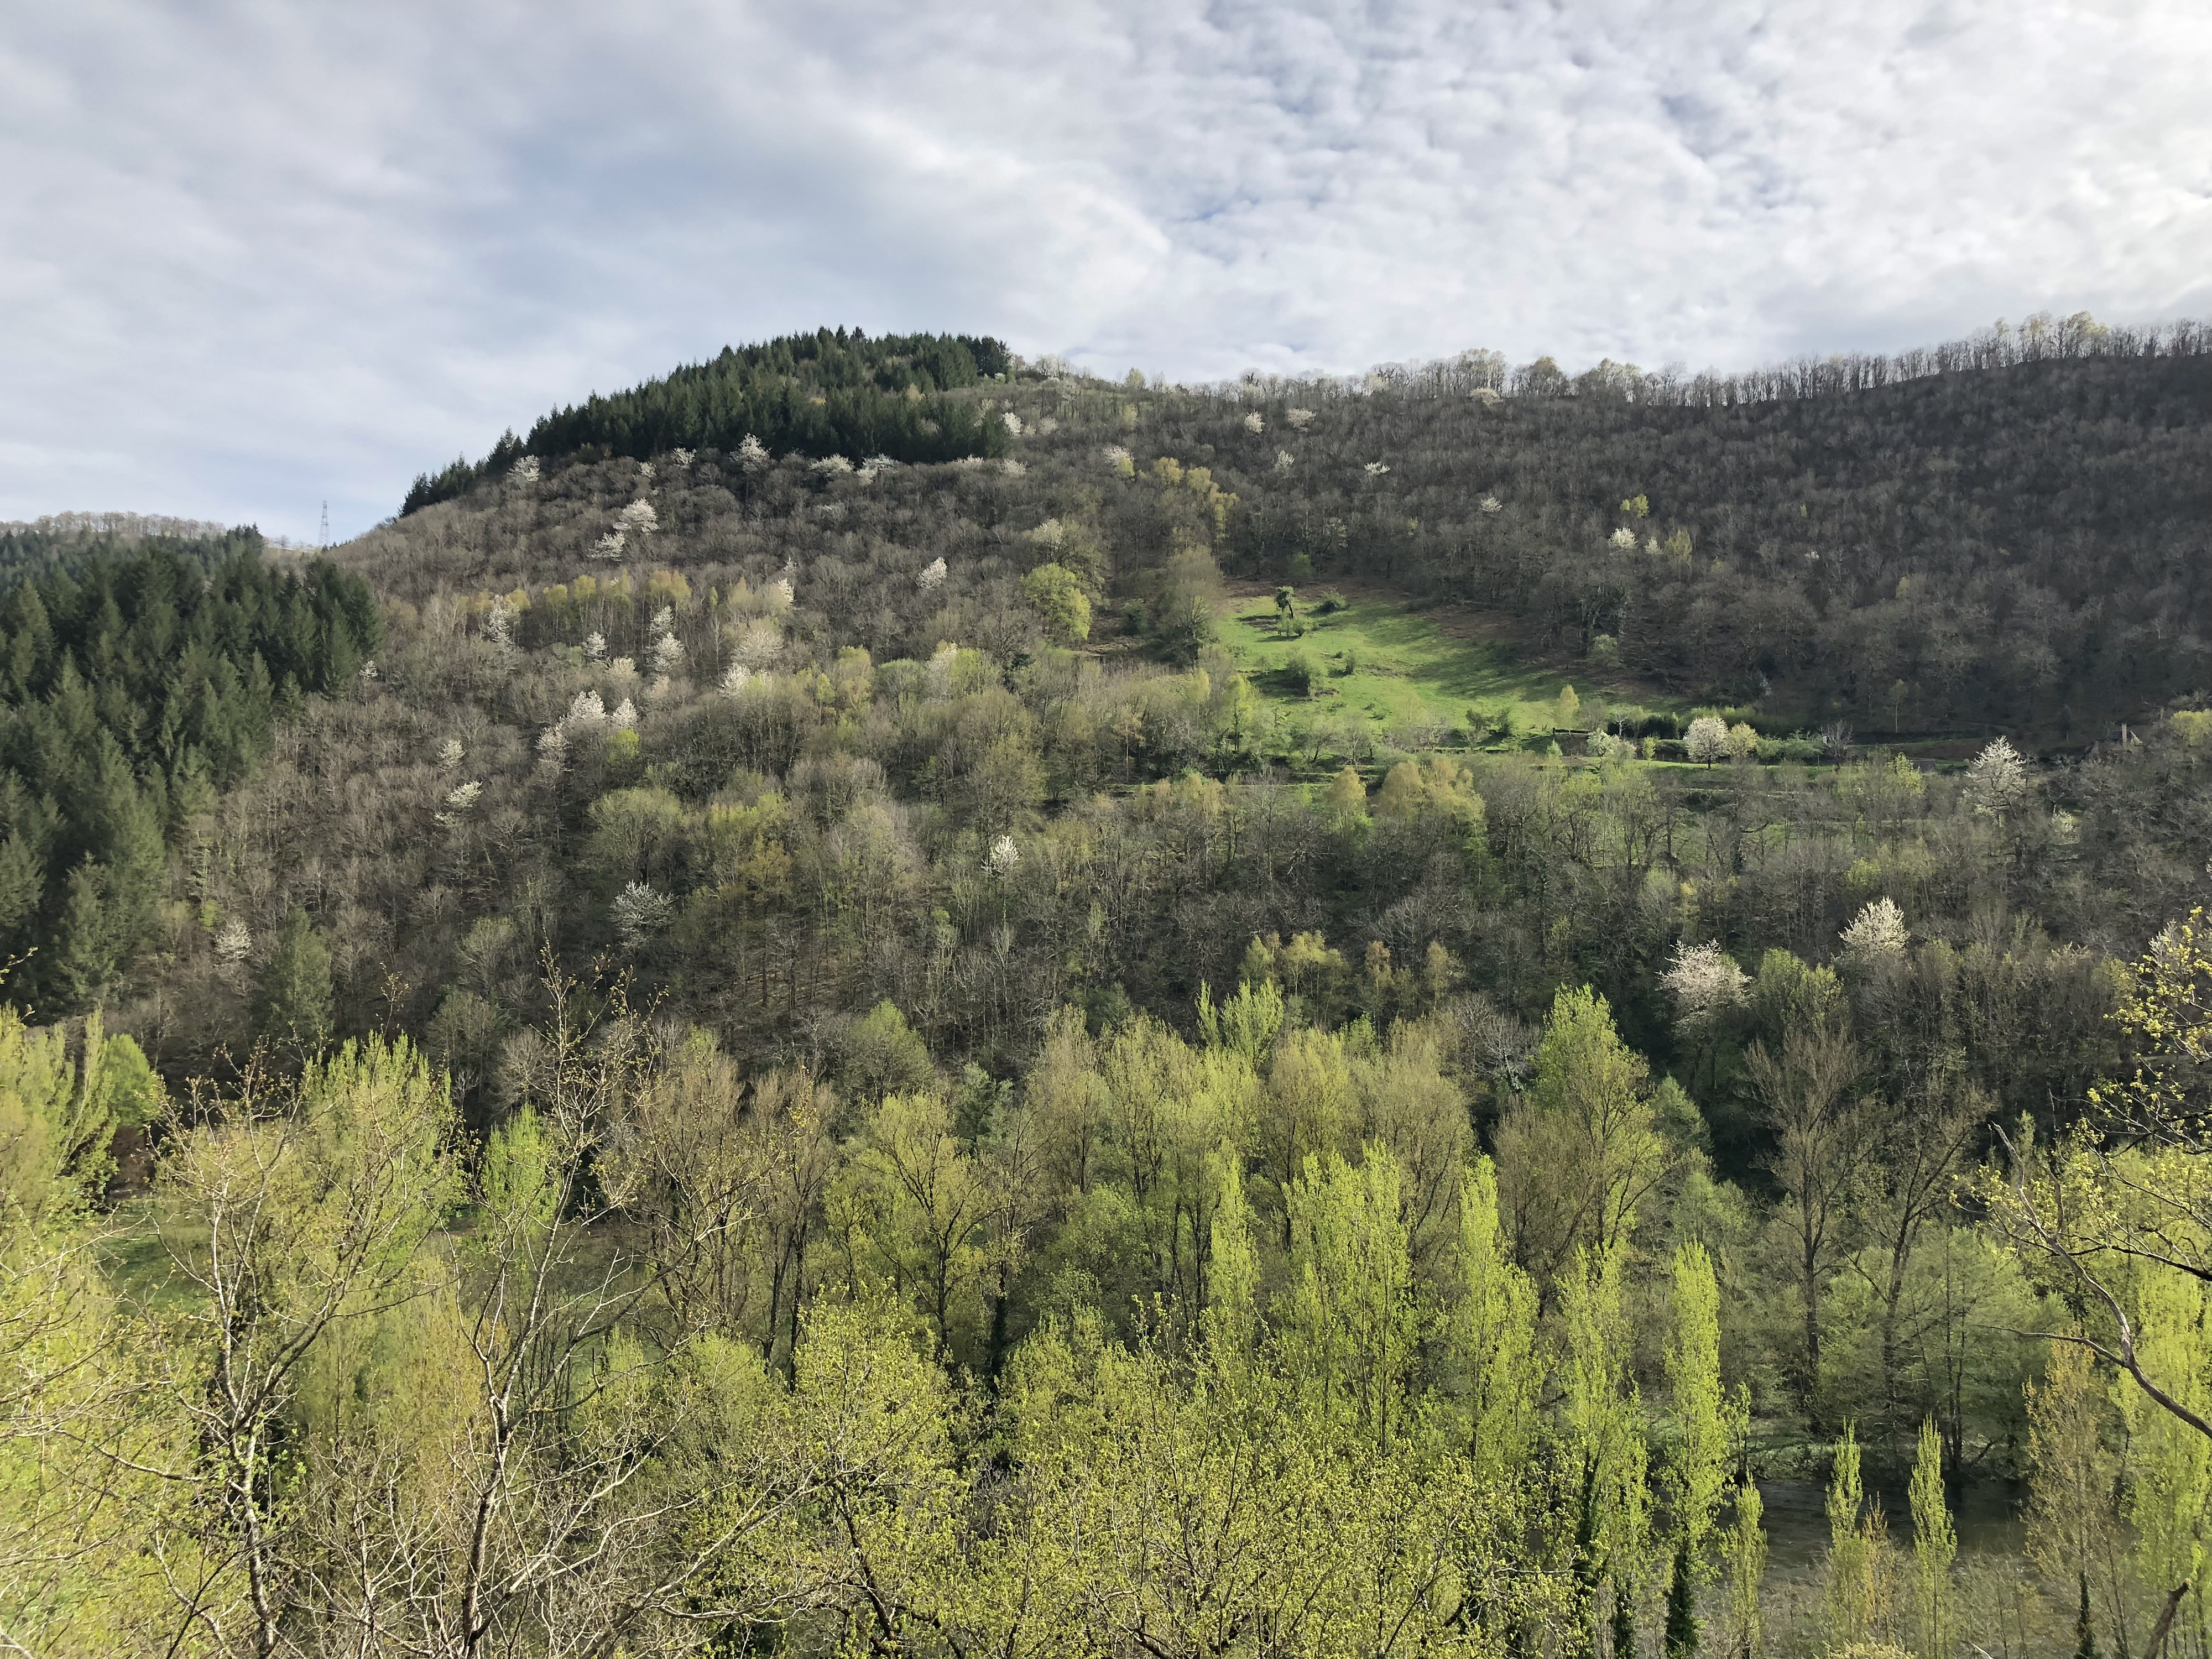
left=401, top=328, right=1013, bottom=514
left=12, top=319, right=2212, bottom=1657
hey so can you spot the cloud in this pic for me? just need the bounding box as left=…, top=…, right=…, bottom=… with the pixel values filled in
left=3, top=0, right=2208, bottom=537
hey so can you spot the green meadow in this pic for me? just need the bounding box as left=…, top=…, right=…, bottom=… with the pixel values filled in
left=1216, top=587, right=1677, bottom=752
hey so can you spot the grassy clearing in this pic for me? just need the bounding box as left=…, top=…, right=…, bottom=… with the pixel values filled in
left=1217, top=586, right=1678, bottom=750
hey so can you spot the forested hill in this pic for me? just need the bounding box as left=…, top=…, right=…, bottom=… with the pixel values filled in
left=0, top=542, right=378, bottom=1014
left=393, top=314, right=2212, bottom=734
left=401, top=326, right=1013, bottom=514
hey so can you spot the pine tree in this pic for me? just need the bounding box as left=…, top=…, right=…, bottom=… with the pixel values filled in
left=256, top=908, right=333, bottom=1060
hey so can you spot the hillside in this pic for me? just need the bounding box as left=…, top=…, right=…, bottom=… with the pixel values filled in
left=15, top=320, right=2212, bottom=1657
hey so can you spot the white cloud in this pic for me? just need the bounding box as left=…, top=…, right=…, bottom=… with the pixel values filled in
left=2, top=0, right=2208, bottom=538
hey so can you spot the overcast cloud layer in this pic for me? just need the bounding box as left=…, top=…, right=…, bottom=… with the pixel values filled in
left=4, top=0, right=2210, bottom=540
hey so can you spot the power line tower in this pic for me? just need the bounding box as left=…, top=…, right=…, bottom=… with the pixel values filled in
left=319, top=501, right=329, bottom=548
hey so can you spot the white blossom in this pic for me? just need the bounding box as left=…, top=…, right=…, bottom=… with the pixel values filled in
left=1274, top=449, right=1295, bottom=473
left=444, top=780, right=482, bottom=813
left=1000, top=459, right=1026, bottom=477
left=1586, top=730, right=1635, bottom=761
left=1364, top=461, right=1391, bottom=476
left=1028, top=519, right=1066, bottom=550
left=509, top=455, right=541, bottom=484
left=1243, top=411, right=1265, bottom=434
left=1609, top=526, right=1638, bottom=550
left=562, top=689, right=608, bottom=730
left=649, top=604, right=675, bottom=640
left=358, top=659, right=379, bottom=685
left=771, top=575, right=795, bottom=607
left=436, top=738, right=465, bottom=769
left=536, top=726, right=568, bottom=766
left=636, top=462, right=655, bottom=487
left=1001, top=411, right=1025, bottom=437
left=485, top=597, right=515, bottom=648
left=610, top=698, right=638, bottom=731
left=213, top=919, right=252, bottom=964
left=1662, top=940, right=1749, bottom=1031
left=986, top=834, right=1021, bottom=877
left=917, top=557, right=947, bottom=593
left=592, top=529, right=627, bottom=561
left=1472, top=387, right=1504, bottom=408
left=1964, top=737, right=2029, bottom=817
left=1035, top=416, right=1060, bottom=436
left=1285, top=408, right=1316, bottom=430
left=1686, top=715, right=1731, bottom=764
left=612, top=881, right=673, bottom=950
left=720, top=661, right=754, bottom=696
left=667, top=448, right=695, bottom=468
left=1479, top=495, right=1502, bottom=514
left=651, top=633, right=687, bottom=676
left=1839, top=897, right=1910, bottom=967
left=811, top=454, right=853, bottom=476
left=737, top=434, right=770, bottom=471
left=1101, top=444, right=1132, bottom=469
left=583, top=632, right=607, bottom=661
left=734, top=619, right=782, bottom=669
left=615, top=499, right=658, bottom=537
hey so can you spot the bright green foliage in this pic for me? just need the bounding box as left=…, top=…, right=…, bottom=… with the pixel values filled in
left=0, top=1005, right=158, bottom=1223
left=1666, top=1241, right=1741, bottom=1573
left=1448, top=1155, right=1540, bottom=1482
left=1822, top=1425, right=1891, bottom=1648
left=1723, top=1474, right=1766, bottom=1659
left=1495, top=986, right=1665, bottom=1291
left=1020, top=562, right=1092, bottom=644
left=1910, top=1417, right=1955, bottom=1659
left=1283, top=1146, right=1416, bottom=1447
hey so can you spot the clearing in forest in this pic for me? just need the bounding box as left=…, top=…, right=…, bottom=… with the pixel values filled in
left=1215, top=585, right=1676, bottom=745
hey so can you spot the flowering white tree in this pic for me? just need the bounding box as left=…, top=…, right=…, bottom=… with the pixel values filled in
left=1686, top=716, right=1730, bottom=764
left=1101, top=445, right=1132, bottom=471
left=615, top=499, right=658, bottom=538
left=1002, top=412, right=1024, bottom=438
left=610, top=698, right=638, bottom=732
left=612, top=881, right=672, bottom=951
left=1479, top=495, right=1502, bottom=514
left=650, top=634, right=687, bottom=676
left=1244, top=411, right=1265, bottom=434
left=1964, top=737, right=2029, bottom=817
left=1586, top=730, right=1635, bottom=762
left=444, top=780, right=482, bottom=813
left=1839, top=898, right=1909, bottom=969
left=436, top=738, right=465, bottom=769
left=667, top=448, right=694, bottom=468
left=213, top=919, right=252, bottom=965
left=1472, top=387, right=1503, bottom=408
left=770, top=572, right=795, bottom=608
left=720, top=662, right=753, bottom=696
left=562, top=689, right=608, bottom=731
left=1274, top=450, right=1295, bottom=473
left=1663, top=941, right=1750, bottom=1033
left=1364, top=461, right=1391, bottom=477
left=583, top=632, right=607, bottom=661
left=536, top=726, right=568, bottom=768
left=811, top=455, right=853, bottom=477
left=1285, top=408, right=1316, bottom=430
left=917, top=557, right=947, bottom=593
left=592, top=529, right=627, bottom=561
left=1609, top=527, right=1637, bottom=550
left=734, top=620, right=782, bottom=670
left=509, top=456, right=541, bottom=484
left=485, top=598, right=516, bottom=650
left=649, top=605, right=675, bottom=640
left=1000, top=459, right=1026, bottom=478
left=986, top=834, right=1021, bottom=877
left=737, top=434, right=769, bottom=471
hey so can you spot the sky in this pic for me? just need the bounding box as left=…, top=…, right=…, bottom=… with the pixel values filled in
left=4, top=1, right=2210, bottom=542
